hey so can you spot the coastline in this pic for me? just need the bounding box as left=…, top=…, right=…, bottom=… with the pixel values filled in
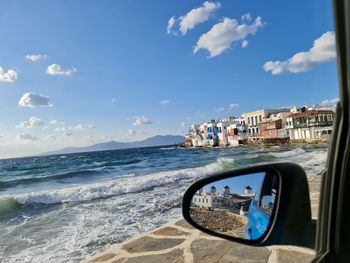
left=83, top=173, right=321, bottom=263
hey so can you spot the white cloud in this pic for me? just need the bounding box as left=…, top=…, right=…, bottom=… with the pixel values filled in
left=242, top=40, right=249, bottom=48
left=229, top=103, right=239, bottom=110
left=264, top=31, right=336, bottom=75
left=319, top=97, right=339, bottom=108
left=16, top=116, right=44, bottom=129
left=194, top=16, right=264, bottom=57
left=216, top=107, right=225, bottom=112
left=18, top=92, right=51, bottom=108
left=167, top=17, right=176, bottom=34
left=160, top=99, right=171, bottom=105
left=125, top=129, right=137, bottom=136
left=241, top=13, right=252, bottom=22
left=179, top=1, right=221, bottom=35
left=180, top=122, right=186, bottom=127
left=46, top=64, right=76, bottom=76
left=0, top=67, right=18, bottom=83
left=133, top=116, right=153, bottom=126
left=17, top=133, right=38, bottom=141
left=75, top=124, right=96, bottom=130
left=50, top=120, right=64, bottom=125
left=54, top=124, right=95, bottom=132
left=111, top=97, right=117, bottom=103
left=25, top=54, right=47, bottom=62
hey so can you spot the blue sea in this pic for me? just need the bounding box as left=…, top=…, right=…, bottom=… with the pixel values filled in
left=0, top=145, right=328, bottom=262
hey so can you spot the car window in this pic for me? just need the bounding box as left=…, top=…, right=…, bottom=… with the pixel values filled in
left=0, top=0, right=338, bottom=262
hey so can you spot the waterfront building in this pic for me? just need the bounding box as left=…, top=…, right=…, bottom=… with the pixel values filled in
left=206, top=120, right=219, bottom=146
left=258, top=112, right=290, bottom=139
left=286, top=109, right=335, bottom=140
left=217, top=117, right=247, bottom=146
left=244, top=109, right=288, bottom=136
left=189, top=124, right=202, bottom=147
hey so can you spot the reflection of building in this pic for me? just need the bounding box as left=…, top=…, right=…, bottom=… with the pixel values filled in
left=223, top=185, right=230, bottom=196
left=191, top=185, right=253, bottom=211
left=244, top=186, right=253, bottom=197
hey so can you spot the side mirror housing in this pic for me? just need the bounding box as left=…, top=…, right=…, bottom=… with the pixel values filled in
left=182, top=162, right=315, bottom=248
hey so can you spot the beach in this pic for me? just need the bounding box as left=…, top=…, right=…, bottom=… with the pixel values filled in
left=0, top=145, right=327, bottom=262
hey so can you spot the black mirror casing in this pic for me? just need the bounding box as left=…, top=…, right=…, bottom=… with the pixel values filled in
left=182, top=162, right=315, bottom=248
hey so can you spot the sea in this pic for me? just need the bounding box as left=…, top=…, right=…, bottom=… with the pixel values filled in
left=0, top=144, right=328, bottom=262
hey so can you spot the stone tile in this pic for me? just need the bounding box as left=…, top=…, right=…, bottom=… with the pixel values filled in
left=122, top=249, right=184, bottom=263
left=152, top=227, right=189, bottom=237
left=191, top=239, right=270, bottom=263
left=88, top=253, right=117, bottom=262
left=174, top=219, right=194, bottom=230
left=190, top=239, right=234, bottom=263
left=222, top=242, right=271, bottom=263
left=275, top=249, right=314, bottom=263
left=123, top=236, right=185, bottom=253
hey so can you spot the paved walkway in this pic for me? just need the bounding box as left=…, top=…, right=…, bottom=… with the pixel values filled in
left=82, top=176, right=321, bottom=263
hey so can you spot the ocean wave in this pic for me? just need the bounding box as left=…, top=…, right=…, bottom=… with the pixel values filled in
left=0, top=158, right=227, bottom=209
left=270, top=148, right=306, bottom=158
left=0, top=169, right=104, bottom=189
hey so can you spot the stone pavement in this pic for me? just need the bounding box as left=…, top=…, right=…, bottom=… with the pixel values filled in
left=82, top=176, right=321, bottom=263
left=82, top=219, right=315, bottom=263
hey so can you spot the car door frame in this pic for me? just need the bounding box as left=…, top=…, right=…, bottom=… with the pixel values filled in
left=314, top=0, right=350, bottom=262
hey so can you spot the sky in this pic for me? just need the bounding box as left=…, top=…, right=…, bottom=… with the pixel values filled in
left=203, top=172, right=265, bottom=196
left=0, top=0, right=339, bottom=158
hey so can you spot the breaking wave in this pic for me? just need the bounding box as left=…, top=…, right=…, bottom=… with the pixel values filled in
left=0, top=157, right=231, bottom=210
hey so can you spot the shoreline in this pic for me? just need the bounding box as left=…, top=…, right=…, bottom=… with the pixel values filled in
left=83, top=175, right=322, bottom=263
left=180, top=139, right=330, bottom=149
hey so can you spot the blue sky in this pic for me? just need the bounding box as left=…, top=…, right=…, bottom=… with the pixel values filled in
left=0, top=0, right=339, bottom=158
left=203, top=172, right=265, bottom=196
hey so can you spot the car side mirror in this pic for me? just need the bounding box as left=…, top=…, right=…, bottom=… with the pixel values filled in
left=182, top=162, right=315, bottom=248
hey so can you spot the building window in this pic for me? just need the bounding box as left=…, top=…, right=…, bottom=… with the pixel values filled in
left=255, top=116, right=258, bottom=125
left=259, top=115, right=262, bottom=122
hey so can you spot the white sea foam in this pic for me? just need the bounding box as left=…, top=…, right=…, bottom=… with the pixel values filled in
left=5, top=158, right=226, bottom=206
left=271, top=148, right=306, bottom=158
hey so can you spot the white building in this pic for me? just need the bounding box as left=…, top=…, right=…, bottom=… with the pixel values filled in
left=286, top=109, right=335, bottom=140
left=189, top=124, right=202, bottom=147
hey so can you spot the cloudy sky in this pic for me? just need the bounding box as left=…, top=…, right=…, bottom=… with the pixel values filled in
left=0, top=0, right=339, bottom=158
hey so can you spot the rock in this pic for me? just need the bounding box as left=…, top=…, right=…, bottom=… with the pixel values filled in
left=123, top=236, right=185, bottom=253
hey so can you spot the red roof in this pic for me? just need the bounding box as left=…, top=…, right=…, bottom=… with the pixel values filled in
left=288, top=109, right=334, bottom=118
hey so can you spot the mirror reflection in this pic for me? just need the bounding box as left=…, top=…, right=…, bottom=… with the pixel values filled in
left=189, top=171, right=279, bottom=240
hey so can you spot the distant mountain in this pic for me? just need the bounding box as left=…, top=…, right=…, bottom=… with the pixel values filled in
left=42, top=135, right=185, bottom=156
